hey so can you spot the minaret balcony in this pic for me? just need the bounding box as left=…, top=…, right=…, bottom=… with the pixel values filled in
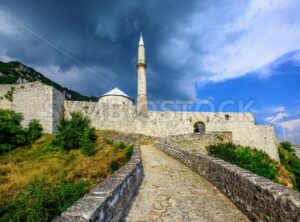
left=136, top=59, right=147, bottom=68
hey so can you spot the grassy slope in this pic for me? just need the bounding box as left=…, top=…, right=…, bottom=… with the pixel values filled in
left=0, top=132, right=133, bottom=208
left=206, top=143, right=296, bottom=190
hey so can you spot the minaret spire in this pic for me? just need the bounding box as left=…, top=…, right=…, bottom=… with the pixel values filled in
left=139, top=32, right=144, bottom=46
left=136, top=33, right=148, bottom=117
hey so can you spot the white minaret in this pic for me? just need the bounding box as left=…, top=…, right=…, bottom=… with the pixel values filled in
left=136, top=33, right=148, bottom=117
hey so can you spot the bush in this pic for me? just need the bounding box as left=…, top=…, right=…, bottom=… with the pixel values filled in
left=55, top=180, right=91, bottom=212
left=126, top=145, right=134, bottom=160
left=27, top=119, right=43, bottom=143
left=207, top=143, right=278, bottom=181
left=80, top=128, right=96, bottom=156
left=280, top=141, right=295, bottom=153
left=55, top=112, right=96, bottom=155
left=115, top=141, right=126, bottom=149
left=0, top=109, right=43, bottom=154
left=4, top=87, right=14, bottom=102
left=0, top=109, right=26, bottom=153
left=0, top=179, right=90, bottom=222
left=207, top=143, right=237, bottom=163
left=279, top=142, right=300, bottom=190
left=110, top=160, right=119, bottom=172
left=104, top=138, right=114, bottom=145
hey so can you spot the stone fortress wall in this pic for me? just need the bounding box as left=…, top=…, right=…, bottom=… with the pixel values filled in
left=0, top=82, right=64, bottom=133
left=64, top=100, right=137, bottom=133
left=64, top=101, right=278, bottom=159
left=0, top=81, right=279, bottom=160
left=142, top=111, right=279, bottom=160
left=0, top=85, right=11, bottom=110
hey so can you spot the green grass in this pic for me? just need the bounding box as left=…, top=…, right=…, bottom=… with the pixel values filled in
left=0, top=179, right=90, bottom=222
left=278, top=142, right=300, bottom=191
left=0, top=134, right=134, bottom=221
left=207, top=142, right=300, bottom=190
left=207, top=143, right=278, bottom=181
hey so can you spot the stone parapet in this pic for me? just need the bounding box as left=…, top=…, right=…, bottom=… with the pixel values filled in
left=155, top=141, right=300, bottom=222
left=161, top=132, right=232, bottom=154
left=53, top=143, right=143, bottom=222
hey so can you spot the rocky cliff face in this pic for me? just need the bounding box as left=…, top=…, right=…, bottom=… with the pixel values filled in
left=0, top=61, right=97, bottom=101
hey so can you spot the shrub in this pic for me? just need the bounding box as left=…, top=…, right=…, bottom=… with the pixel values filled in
left=0, top=109, right=27, bottom=153
left=207, top=143, right=237, bottom=163
left=80, top=128, right=96, bottom=156
left=279, top=143, right=300, bottom=190
left=126, top=145, right=134, bottom=160
left=55, top=112, right=96, bottom=155
left=234, top=147, right=277, bottom=181
left=110, top=160, right=119, bottom=172
left=4, top=87, right=14, bottom=102
left=104, top=138, right=114, bottom=145
left=280, top=141, right=295, bottom=153
left=207, top=143, right=278, bottom=181
left=0, top=110, right=43, bottom=154
left=55, top=180, right=91, bottom=212
left=115, top=141, right=126, bottom=149
left=27, top=119, right=43, bottom=143
left=0, top=179, right=90, bottom=222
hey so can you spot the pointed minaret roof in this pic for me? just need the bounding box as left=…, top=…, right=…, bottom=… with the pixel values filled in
left=139, top=32, right=144, bottom=46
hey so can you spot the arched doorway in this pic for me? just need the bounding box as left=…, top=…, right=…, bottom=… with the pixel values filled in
left=194, top=121, right=205, bottom=133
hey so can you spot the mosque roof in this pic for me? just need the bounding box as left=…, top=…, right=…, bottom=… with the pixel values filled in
left=101, top=87, right=133, bottom=101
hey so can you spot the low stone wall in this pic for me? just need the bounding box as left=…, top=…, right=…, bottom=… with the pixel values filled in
left=161, top=132, right=232, bottom=154
left=53, top=143, right=143, bottom=222
left=155, top=141, right=300, bottom=222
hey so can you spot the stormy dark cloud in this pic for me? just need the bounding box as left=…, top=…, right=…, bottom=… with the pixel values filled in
left=0, top=0, right=300, bottom=102
left=0, top=0, right=204, bottom=100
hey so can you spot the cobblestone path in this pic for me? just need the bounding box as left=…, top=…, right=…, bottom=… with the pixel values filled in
left=126, top=145, right=249, bottom=222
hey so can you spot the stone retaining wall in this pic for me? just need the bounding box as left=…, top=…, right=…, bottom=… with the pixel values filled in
left=155, top=141, right=300, bottom=222
left=53, top=143, right=143, bottom=222
left=161, top=132, right=232, bottom=154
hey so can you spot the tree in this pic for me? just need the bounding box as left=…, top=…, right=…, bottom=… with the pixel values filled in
left=55, top=112, right=96, bottom=155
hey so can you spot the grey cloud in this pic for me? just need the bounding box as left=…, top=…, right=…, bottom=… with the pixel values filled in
left=0, top=0, right=215, bottom=100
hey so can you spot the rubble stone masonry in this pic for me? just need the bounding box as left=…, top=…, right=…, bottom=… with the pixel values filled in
left=0, top=82, right=279, bottom=160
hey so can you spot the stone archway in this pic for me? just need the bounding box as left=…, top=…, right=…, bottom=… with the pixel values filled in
left=194, top=121, right=205, bottom=133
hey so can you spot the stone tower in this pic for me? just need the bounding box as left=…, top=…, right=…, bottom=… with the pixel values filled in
left=136, top=33, right=148, bottom=117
